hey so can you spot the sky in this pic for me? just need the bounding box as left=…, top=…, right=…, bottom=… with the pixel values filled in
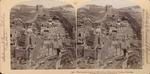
left=84, top=0, right=138, bottom=8
left=19, top=0, right=138, bottom=8
left=20, top=0, right=67, bottom=8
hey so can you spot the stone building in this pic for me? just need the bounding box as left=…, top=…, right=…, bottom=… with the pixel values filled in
left=10, top=28, right=20, bottom=47
left=77, top=27, right=88, bottom=45
left=86, top=5, right=135, bottom=63
left=10, top=28, right=20, bottom=58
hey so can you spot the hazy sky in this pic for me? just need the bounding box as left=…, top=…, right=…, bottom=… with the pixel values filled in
left=84, top=0, right=138, bottom=8
left=19, top=0, right=138, bottom=8
left=20, top=0, right=67, bottom=8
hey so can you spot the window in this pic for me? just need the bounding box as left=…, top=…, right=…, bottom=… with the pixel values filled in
left=98, top=37, right=100, bottom=44
left=112, top=30, right=117, bottom=33
left=44, top=30, right=49, bottom=32
left=43, top=14, right=46, bottom=17
left=112, top=14, right=115, bottom=17
left=78, top=33, right=81, bottom=37
left=10, top=34, right=12, bottom=37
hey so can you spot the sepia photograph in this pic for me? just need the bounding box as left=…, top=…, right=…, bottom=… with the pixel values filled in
left=10, top=0, right=76, bottom=69
left=10, top=0, right=143, bottom=69
left=76, top=0, right=142, bottom=69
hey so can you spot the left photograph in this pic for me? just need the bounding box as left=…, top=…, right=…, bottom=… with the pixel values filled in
left=10, top=0, right=76, bottom=69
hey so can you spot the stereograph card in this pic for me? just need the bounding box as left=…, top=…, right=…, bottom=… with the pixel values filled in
left=0, top=0, right=150, bottom=74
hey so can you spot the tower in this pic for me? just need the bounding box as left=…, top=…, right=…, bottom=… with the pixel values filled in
left=36, top=5, right=43, bottom=15
left=105, top=5, right=113, bottom=17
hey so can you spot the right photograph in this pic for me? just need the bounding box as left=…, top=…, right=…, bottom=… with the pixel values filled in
left=76, top=0, right=142, bottom=69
